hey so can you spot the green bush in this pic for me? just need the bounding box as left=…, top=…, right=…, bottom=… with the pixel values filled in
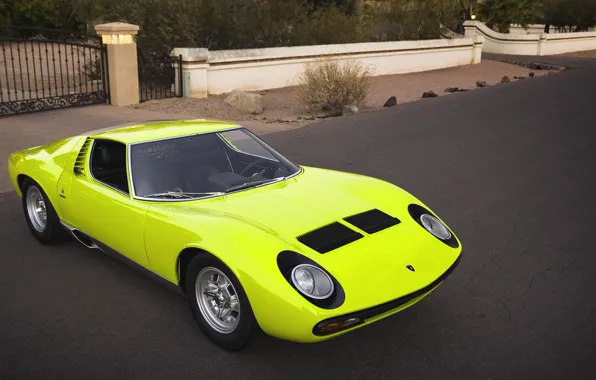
left=0, top=0, right=87, bottom=31
left=296, top=58, right=372, bottom=115
left=476, top=0, right=543, bottom=33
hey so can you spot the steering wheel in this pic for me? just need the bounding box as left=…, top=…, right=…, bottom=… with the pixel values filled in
left=240, top=158, right=271, bottom=177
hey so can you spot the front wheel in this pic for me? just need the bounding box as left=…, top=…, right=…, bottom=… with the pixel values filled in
left=185, top=254, right=258, bottom=351
left=21, top=178, right=70, bottom=245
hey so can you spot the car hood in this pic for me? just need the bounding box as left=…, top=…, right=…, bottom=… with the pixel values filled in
left=152, top=166, right=461, bottom=309
left=175, top=167, right=414, bottom=238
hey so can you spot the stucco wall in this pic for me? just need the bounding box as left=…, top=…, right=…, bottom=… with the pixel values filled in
left=173, top=37, right=483, bottom=98
left=464, top=21, right=596, bottom=56
left=509, top=24, right=596, bottom=34
left=509, top=24, right=547, bottom=34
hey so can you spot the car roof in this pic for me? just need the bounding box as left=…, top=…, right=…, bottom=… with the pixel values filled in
left=83, top=119, right=243, bottom=144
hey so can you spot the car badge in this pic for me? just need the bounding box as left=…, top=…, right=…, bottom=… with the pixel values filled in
left=406, top=265, right=415, bottom=272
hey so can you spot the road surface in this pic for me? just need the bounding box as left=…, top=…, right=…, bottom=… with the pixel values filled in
left=1, top=54, right=595, bottom=379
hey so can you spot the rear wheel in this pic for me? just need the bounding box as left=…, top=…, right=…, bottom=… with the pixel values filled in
left=185, top=254, right=258, bottom=351
left=21, top=178, right=70, bottom=245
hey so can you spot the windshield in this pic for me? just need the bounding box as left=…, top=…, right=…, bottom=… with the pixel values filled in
left=129, top=128, right=301, bottom=200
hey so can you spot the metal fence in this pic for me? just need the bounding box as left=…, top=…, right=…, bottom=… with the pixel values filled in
left=0, top=26, right=109, bottom=116
left=138, top=50, right=182, bottom=102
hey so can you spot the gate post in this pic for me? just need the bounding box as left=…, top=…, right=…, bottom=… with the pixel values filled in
left=95, top=22, right=140, bottom=106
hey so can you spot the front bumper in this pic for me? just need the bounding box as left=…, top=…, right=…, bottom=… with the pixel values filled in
left=312, top=253, right=462, bottom=337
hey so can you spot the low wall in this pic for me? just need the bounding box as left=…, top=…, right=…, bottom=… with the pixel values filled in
left=509, top=24, right=546, bottom=34
left=541, top=31, right=596, bottom=55
left=172, top=36, right=484, bottom=98
left=509, top=24, right=596, bottom=34
left=464, top=21, right=596, bottom=55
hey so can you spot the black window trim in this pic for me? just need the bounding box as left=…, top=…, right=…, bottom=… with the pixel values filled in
left=88, top=138, right=131, bottom=198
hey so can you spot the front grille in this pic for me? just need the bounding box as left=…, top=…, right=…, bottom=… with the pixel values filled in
left=344, top=209, right=400, bottom=234
left=297, top=222, right=363, bottom=254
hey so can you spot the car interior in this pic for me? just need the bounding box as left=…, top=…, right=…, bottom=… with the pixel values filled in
left=89, top=133, right=294, bottom=198
left=90, top=139, right=130, bottom=194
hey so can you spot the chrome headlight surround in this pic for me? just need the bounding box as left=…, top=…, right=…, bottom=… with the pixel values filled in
left=277, top=250, right=345, bottom=309
left=408, top=204, right=459, bottom=248
left=291, top=264, right=335, bottom=300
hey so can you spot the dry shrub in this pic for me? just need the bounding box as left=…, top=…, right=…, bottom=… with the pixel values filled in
left=296, top=58, right=373, bottom=115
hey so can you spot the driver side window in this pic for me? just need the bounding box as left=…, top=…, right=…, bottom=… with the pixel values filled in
left=90, top=139, right=130, bottom=195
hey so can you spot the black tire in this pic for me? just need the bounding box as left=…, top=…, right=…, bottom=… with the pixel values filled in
left=21, top=177, right=70, bottom=245
left=185, top=253, right=258, bottom=351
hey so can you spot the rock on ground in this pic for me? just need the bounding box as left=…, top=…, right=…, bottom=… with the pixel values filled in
left=345, top=104, right=359, bottom=113
left=383, top=96, right=397, bottom=107
left=224, top=90, right=264, bottom=115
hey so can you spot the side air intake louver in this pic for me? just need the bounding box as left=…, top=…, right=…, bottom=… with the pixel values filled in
left=73, top=138, right=92, bottom=175
left=344, top=209, right=400, bottom=234
left=297, top=222, right=363, bottom=254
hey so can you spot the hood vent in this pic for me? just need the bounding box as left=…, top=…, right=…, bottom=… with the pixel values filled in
left=297, top=222, right=363, bottom=254
left=344, top=209, right=400, bottom=234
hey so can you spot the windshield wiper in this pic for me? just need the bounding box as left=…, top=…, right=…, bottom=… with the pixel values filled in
left=225, top=178, right=284, bottom=193
left=143, top=191, right=225, bottom=199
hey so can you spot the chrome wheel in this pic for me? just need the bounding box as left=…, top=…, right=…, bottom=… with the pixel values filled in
left=26, top=186, right=47, bottom=233
left=195, top=267, right=241, bottom=334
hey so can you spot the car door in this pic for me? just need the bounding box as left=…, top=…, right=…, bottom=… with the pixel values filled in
left=58, top=137, right=151, bottom=270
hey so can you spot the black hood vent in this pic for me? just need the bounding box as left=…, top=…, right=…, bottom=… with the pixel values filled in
left=344, top=209, right=400, bottom=234
left=297, top=222, right=363, bottom=254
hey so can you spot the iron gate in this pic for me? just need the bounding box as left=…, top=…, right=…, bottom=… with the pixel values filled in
left=0, top=26, right=109, bottom=116
left=138, top=49, right=182, bottom=102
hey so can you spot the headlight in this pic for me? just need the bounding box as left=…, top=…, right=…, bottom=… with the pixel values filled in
left=291, top=264, right=334, bottom=300
left=420, top=214, right=452, bottom=240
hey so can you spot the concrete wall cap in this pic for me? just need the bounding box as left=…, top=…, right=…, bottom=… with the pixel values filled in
left=95, top=22, right=140, bottom=35
left=172, top=48, right=211, bottom=61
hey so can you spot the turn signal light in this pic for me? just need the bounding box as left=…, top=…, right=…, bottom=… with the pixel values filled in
left=315, top=317, right=363, bottom=335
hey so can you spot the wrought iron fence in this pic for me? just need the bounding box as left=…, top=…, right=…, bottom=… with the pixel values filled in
left=138, top=50, right=182, bottom=102
left=0, top=26, right=109, bottom=116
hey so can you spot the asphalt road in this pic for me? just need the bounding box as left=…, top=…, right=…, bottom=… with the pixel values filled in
left=1, top=54, right=596, bottom=380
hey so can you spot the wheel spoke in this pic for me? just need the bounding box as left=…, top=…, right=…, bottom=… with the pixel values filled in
left=230, top=301, right=240, bottom=313
left=203, top=290, right=218, bottom=298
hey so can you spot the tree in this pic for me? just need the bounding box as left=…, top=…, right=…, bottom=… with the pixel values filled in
left=477, top=0, right=543, bottom=33
left=0, top=0, right=86, bottom=31
left=543, top=0, right=596, bottom=32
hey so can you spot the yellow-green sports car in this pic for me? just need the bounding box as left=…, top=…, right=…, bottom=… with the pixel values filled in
left=8, top=119, right=462, bottom=350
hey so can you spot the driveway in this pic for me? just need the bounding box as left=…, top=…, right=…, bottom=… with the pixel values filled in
left=1, top=55, right=595, bottom=379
